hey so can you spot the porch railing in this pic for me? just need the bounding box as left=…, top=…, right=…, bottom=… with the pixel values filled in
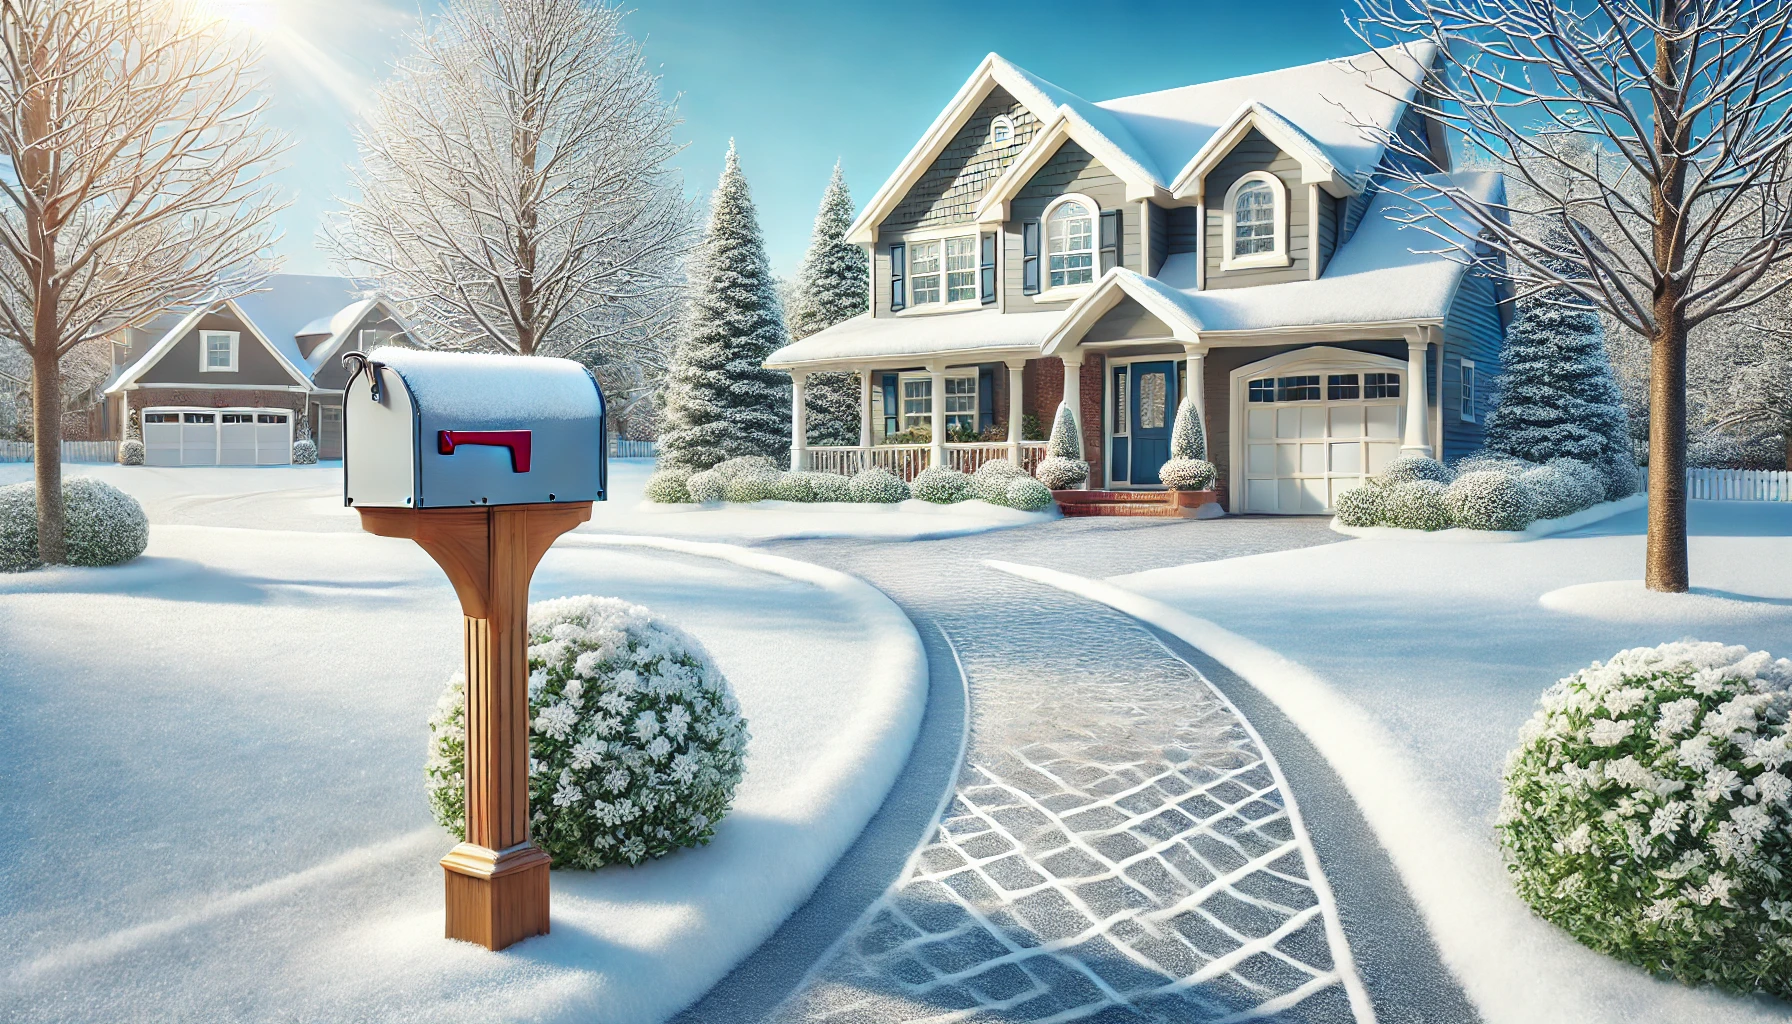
left=803, top=441, right=1047, bottom=482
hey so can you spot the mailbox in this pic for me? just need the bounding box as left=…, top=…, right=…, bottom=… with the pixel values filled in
left=341, top=347, right=606, bottom=509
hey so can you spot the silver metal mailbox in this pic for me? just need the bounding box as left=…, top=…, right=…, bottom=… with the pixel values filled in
left=341, top=347, right=606, bottom=508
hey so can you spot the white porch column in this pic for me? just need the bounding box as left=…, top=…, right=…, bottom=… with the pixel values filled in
left=928, top=363, right=947, bottom=468
left=789, top=371, right=808, bottom=471
left=1402, top=334, right=1432, bottom=456
left=1005, top=359, right=1026, bottom=466
left=1182, top=344, right=1207, bottom=449
left=858, top=370, right=873, bottom=448
left=1060, top=354, right=1085, bottom=488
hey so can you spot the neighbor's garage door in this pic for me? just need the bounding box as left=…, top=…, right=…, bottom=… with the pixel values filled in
left=143, top=408, right=290, bottom=467
left=1241, top=371, right=1404, bottom=514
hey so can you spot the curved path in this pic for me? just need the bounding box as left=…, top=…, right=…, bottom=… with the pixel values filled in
left=686, top=517, right=1477, bottom=1023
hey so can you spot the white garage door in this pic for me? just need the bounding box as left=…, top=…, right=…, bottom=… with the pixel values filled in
left=142, top=411, right=183, bottom=466
left=254, top=413, right=292, bottom=465
left=1241, top=371, right=1404, bottom=514
left=141, top=408, right=290, bottom=467
left=181, top=412, right=218, bottom=466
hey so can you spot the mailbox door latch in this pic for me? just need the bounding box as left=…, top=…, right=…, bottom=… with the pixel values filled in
left=437, top=430, right=533, bottom=473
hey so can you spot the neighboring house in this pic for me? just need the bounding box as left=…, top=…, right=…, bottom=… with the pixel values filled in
left=100, top=274, right=421, bottom=465
left=765, top=44, right=1509, bottom=514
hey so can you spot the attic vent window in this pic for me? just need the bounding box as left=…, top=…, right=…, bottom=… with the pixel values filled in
left=990, top=115, right=1015, bottom=146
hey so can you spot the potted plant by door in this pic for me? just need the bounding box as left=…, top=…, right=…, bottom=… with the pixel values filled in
left=1157, top=395, right=1220, bottom=517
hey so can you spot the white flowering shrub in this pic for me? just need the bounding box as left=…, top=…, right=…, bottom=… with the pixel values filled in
left=1500, top=643, right=1792, bottom=997
left=1522, top=459, right=1606, bottom=520
left=849, top=466, right=908, bottom=503
left=292, top=439, right=319, bottom=465
left=644, top=466, right=694, bottom=504
left=118, top=439, right=145, bottom=466
left=1003, top=476, right=1054, bottom=511
left=1332, top=481, right=1388, bottom=527
left=0, top=478, right=148, bottom=571
left=1380, top=479, right=1452, bottom=531
left=972, top=459, right=1025, bottom=503
left=912, top=466, right=973, bottom=504
left=1383, top=454, right=1455, bottom=485
left=426, top=596, right=749, bottom=869
left=1158, top=458, right=1216, bottom=491
left=1446, top=469, right=1537, bottom=531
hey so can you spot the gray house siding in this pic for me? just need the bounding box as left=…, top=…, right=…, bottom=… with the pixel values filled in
left=308, top=313, right=413, bottom=390
left=1002, top=141, right=1137, bottom=310
left=1083, top=297, right=1174, bottom=344
left=136, top=308, right=300, bottom=388
left=1202, top=129, right=1309, bottom=288
left=1147, top=202, right=1170, bottom=275
left=1439, top=266, right=1504, bottom=462
left=1316, top=190, right=1340, bottom=274
left=1165, top=205, right=1201, bottom=258
left=883, top=87, right=1040, bottom=233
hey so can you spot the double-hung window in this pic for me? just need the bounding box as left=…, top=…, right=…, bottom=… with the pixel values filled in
left=1047, top=201, right=1094, bottom=288
left=945, top=237, right=978, bottom=303
left=898, top=374, right=977, bottom=432
left=901, top=378, right=932, bottom=429
left=909, top=241, right=941, bottom=305
left=1233, top=181, right=1277, bottom=257
left=200, top=330, right=239, bottom=372
left=1460, top=359, right=1477, bottom=422
left=903, top=236, right=978, bottom=307
left=943, top=376, right=977, bottom=430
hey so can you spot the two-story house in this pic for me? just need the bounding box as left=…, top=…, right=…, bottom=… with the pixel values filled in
left=765, top=44, right=1508, bottom=514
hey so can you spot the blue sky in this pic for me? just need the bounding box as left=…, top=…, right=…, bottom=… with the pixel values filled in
left=256, top=0, right=1363, bottom=279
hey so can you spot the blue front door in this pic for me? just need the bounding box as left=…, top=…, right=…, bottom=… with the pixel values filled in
left=1128, top=361, right=1177, bottom=485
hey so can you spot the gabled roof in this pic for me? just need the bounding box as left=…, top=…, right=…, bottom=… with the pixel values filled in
left=766, top=309, right=1069, bottom=370
left=104, top=297, right=317, bottom=394
left=234, top=274, right=366, bottom=371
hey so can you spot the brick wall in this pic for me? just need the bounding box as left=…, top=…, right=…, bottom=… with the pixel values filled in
left=1024, top=355, right=1105, bottom=481
left=126, top=389, right=306, bottom=417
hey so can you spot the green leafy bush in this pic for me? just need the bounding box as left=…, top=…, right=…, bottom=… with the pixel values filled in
left=1500, top=643, right=1792, bottom=997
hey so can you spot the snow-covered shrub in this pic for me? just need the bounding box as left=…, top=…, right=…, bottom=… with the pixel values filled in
left=1520, top=459, right=1606, bottom=520
left=971, top=459, right=1025, bottom=503
left=1446, top=469, right=1537, bottom=531
left=685, top=469, right=724, bottom=503
left=0, top=478, right=147, bottom=571
left=426, top=596, right=750, bottom=869
left=700, top=454, right=783, bottom=502
left=644, top=466, right=695, bottom=504
left=1598, top=453, right=1642, bottom=500
left=292, top=439, right=319, bottom=465
left=1034, top=457, right=1087, bottom=490
left=1380, top=480, right=1452, bottom=531
left=1499, top=642, right=1792, bottom=997
left=1383, top=453, right=1455, bottom=485
left=773, top=470, right=851, bottom=502
left=1036, top=403, right=1089, bottom=489
left=1169, top=394, right=1207, bottom=460
left=1158, top=458, right=1217, bottom=491
left=722, top=467, right=782, bottom=503
left=710, top=455, right=777, bottom=481
left=912, top=466, right=972, bottom=504
left=0, top=483, right=36, bottom=572
left=118, top=439, right=145, bottom=466
left=1003, top=476, right=1054, bottom=512
left=849, top=466, right=908, bottom=503
left=1454, top=452, right=1532, bottom=478
left=1332, top=481, right=1388, bottom=528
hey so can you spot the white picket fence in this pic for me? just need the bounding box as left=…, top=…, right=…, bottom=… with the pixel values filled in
left=612, top=438, right=656, bottom=460
left=1641, top=467, right=1792, bottom=501
left=0, top=440, right=119, bottom=464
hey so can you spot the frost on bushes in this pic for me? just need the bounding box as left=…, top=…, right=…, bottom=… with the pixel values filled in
left=1035, top=403, right=1089, bottom=489
left=1383, top=453, right=1454, bottom=485
left=722, top=468, right=782, bottom=503
left=427, top=596, right=749, bottom=870
left=687, top=455, right=776, bottom=504
left=1381, top=480, right=1452, bottom=531
left=1003, top=476, right=1054, bottom=511
left=1158, top=459, right=1216, bottom=491
left=1500, top=643, right=1792, bottom=997
left=912, top=466, right=972, bottom=504
left=292, top=439, right=319, bottom=465
left=118, top=439, right=145, bottom=466
left=685, top=469, right=724, bottom=503
left=644, top=466, right=695, bottom=504
left=1169, top=394, right=1207, bottom=460
left=849, top=466, right=908, bottom=503
left=1446, top=469, right=1536, bottom=531
left=0, top=479, right=148, bottom=572
left=773, top=470, right=851, bottom=502
left=1332, top=481, right=1387, bottom=528
left=971, top=459, right=1025, bottom=503
left=1521, top=459, right=1605, bottom=520
left=1453, top=452, right=1531, bottom=478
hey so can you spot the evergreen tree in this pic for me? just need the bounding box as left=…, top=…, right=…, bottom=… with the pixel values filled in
left=789, top=163, right=870, bottom=446
left=659, top=143, right=790, bottom=470
left=1483, top=287, right=1633, bottom=470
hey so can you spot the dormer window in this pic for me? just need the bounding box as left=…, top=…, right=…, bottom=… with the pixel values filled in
left=1046, top=199, right=1094, bottom=289
left=1221, top=171, right=1290, bottom=270
left=990, top=115, right=1015, bottom=146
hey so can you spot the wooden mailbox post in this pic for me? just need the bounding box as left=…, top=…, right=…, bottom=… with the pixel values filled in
left=340, top=348, right=606, bottom=951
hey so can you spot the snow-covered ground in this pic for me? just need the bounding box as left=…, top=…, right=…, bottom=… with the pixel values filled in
left=1004, top=501, right=1792, bottom=1024
left=0, top=459, right=1055, bottom=541
left=0, top=506, right=925, bottom=1021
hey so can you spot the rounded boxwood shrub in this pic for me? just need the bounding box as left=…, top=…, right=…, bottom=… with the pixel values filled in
left=0, top=478, right=148, bottom=572
left=1447, top=469, right=1537, bottom=531
left=1380, top=479, right=1452, bottom=531
left=118, top=439, right=145, bottom=466
left=849, top=466, right=909, bottom=503
left=1003, top=476, right=1054, bottom=512
left=722, top=468, right=781, bottom=503
left=1332, top=481, right=1388, bottom=528
left=1454, top=452, right=1532, bottom=478
left=1158, top=458, right=1216, bottom=492
left=971, top=459, right=1025, bottom=503
left=644, top=466, right=695, bottom=504
left=1382, top=453, right=1455, bottom=485
left=1521, top=459, right=1605, bottom=520
left=1500, top=642, right=1792, bottom=997
left=292, top=439, right=319, bottom=465
left=427, top=596, right=749, bottom=869
left=1035, top=456, right=1089, bottom=490
left=1599, top=453, right=1642, bottom=501
left=771, top=470, right=851, bottom=502
left=912, top=466, right=973, bottom=504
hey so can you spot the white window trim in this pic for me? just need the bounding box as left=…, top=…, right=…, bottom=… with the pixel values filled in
left=1220, top=171, right=1291, bottom=271
left=895, top=229, right=982, bottom=314
left=199, top=330, right=240, bottom=373
left=896, top=371, right=979, bottom=431
left=989, top=115, right=1017, bottom=147
left=1037, top=192, right=1100, bottom=302
left=1460, top=358, right=1477, bottom=422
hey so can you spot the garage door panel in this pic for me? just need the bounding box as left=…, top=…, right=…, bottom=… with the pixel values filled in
left=1300, top=479, right=1327, bottom=513
left=1300, top=407, right=1325, bottom=438
left=1274, top=443, right=1297, bottom=476
left=220, top=415, right=256, bottom=466
left=1300, top=443, right=1326, bottom=475
left=1248, top=444, right=1275, bottom=475
left=1366, top=405, right=1399, bottom=439
left=1275, top=408, right=1300, bottom=439
left=1367, top=441, right=1399, bottom=474
left=1240, top=364, right=1406, bottom=516
left=1249, top=409, right=1274, bottom=440
left=1247, top=478, right=1278, bottom=512
left=1329, top=407, right=1362, bottom=438
left=255, top=414, right=290, bottom=465
left=1329, top=442, right=1360, bottom=474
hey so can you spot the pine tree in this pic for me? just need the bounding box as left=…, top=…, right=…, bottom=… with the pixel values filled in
left=1483, top=286, right=1633, bottom=471
left=659, top=143, right=790, bottom=470
left=789, top=163, right=869, bottom=446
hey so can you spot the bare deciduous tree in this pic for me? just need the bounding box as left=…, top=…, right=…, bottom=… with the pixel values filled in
left=1351, top=0, right=1792, bottom=592
left=324, top=0, right=693, bottom=373
left=0, top=0, right=284, bottom=562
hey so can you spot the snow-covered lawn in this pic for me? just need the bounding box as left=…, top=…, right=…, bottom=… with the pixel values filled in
left=0, top=515, right=924, bottom=1022
left=1001, top=501, right=1792, bottom=1024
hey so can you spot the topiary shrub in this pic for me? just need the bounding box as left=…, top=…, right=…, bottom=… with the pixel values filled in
left=1500, top=642, right=1792, bottom=997
left=0, top=478, right=148, bottom=571
left=849, top=466, right=908, bottom=503
left=1158, top=458, right=1217, bottom=491
left=1380, top=479, right=1452, bottom=531
left=427, top=596, right=750, bottom=869
left=1332, top=481, right=1388, bottom=527
left=1383, top=453, right=1455, bottom=485
left=1169, top=394, right=1207, bottom=461
left=685, top=469, right=724, bottom=503
left=292, top=439, right=319, bottom=465
left=1003, top=476, right=1054, bottom=512
left=118, top=439, right=145, bottom=466
left=971, top=459, right=1025, bottom=503
left=1447, top=469, right=1537, bottom=531
left=644, top=466, right=695, bottom=504
left=1035, top=403, right=1089, bottom=489
left=912, top=466, right=973, bottom=504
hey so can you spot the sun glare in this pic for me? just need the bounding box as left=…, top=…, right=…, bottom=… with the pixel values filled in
left=195, top=0, right=279, bottom=34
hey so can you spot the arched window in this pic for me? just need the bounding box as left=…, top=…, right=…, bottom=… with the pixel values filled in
left=990, top=115, right=1015, bottom=146
left=1046, top=200, right=1094, bottom=288
left=1222, top=171, right=1289, bottom=269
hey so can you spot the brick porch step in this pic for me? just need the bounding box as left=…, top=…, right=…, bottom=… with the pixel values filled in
left=1051, top=489, right=1219, bottom=518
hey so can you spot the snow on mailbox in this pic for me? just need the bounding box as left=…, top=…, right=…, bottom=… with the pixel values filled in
left=340, top=346, right=606, bottom=509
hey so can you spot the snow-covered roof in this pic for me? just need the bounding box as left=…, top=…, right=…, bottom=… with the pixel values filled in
left=234, top=274, right=366, bottom=374
left=766, top=310, right=1070, bottom=370
left=370, top=346, right=599, bottom=421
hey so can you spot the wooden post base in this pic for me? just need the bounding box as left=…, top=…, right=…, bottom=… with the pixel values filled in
left=441, top=841, right=552, bottom=950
